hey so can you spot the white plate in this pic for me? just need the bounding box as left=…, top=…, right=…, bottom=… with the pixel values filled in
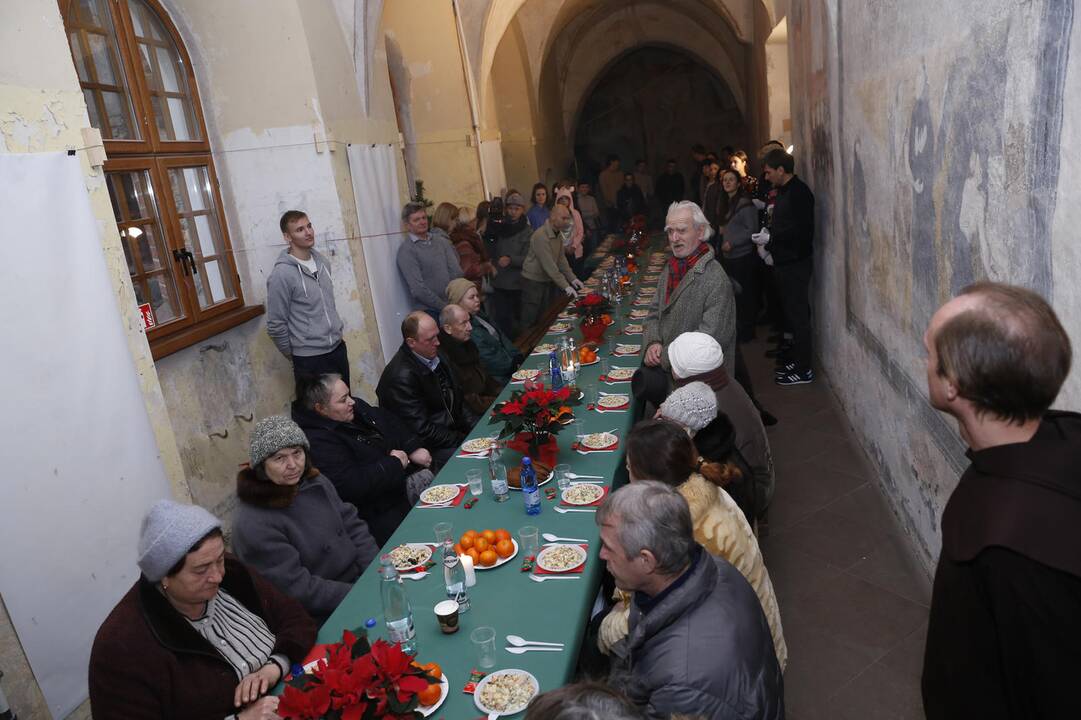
left=560, top=484, right=605, bottom=506
left=419, top=673, right=450, bottom=717
left=578, top=356, right=600, bottom=366
left=462, top=437, right=497, bottom=453
left=606, top=368, right=635, bottom=381
left=474, top=669, right=540, bottom=717
left=549, top=322, right=571, bottom=333
left=531, top=343, right=557, bottom=355
left=581, top=432, right=618, bottom=450
left=388, top=543, right=434, bottom=572
left=624, top=324, right=644, bottom=334
left=597, top=394, right=630, bottom=409
left=536, top=543, right=588, bottom=572
left=629, top=309, right=649, bottom=319
left=510, top=369, right=542, bottom=382
left=419, top=484, right=462, bottom=505
left=613, top=344, right=641, bottom=355
left=474, top=538, right=519, bottom=570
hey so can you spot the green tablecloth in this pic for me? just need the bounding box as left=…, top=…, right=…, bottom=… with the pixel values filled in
left=313, top=240, right=661, bottom=718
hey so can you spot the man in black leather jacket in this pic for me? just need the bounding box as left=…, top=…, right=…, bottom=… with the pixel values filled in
left=376, top=311, right=480, bottom=465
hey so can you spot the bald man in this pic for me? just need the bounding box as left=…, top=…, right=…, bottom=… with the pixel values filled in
left=376, top=311, right=479, bottom=464
left=520, top=204, right=584, bottom=330
left=438, top=303, right=502, bottom=415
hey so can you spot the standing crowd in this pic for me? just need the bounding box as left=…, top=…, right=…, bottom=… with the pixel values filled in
left=84, top=142, right=1080, bottom=720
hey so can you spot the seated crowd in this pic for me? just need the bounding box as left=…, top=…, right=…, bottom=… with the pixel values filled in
left=88, top=152, right=1077, bottom=720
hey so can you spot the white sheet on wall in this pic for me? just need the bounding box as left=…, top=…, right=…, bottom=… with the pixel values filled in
left=0, top=152, right=172, bottom=718
left=346, top=143, right=413, bottom=364
left=480, top=139, right=507, bottom=197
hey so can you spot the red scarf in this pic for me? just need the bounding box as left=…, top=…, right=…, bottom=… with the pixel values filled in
left=666, top=242, right=711, bottom=303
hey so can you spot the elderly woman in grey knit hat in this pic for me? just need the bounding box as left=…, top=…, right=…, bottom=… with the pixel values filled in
left=447, top=276, right=522, bottom=384
left=88, top=499, right=315, bottom=720
left=232, top=415, right=380, bottom=623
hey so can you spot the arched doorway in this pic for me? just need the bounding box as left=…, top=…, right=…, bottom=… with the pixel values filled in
left=571, top=46, right=748, bottom=186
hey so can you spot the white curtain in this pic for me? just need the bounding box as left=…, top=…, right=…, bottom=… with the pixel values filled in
left=346, top=143, right=413, bottom=364
left=480, top=139, right=508, bottom=197
left=0, top=152, right=172, bottom=717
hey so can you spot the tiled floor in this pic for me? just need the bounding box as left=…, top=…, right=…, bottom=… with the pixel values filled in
left=745, top=336, right=932, bottom=720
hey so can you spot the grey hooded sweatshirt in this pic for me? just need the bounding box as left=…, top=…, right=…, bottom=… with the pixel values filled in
left=266, top=248, right=344, bottom=358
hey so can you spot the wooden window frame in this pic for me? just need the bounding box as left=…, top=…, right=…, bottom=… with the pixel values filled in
left=60, top=0, right=262, bottom=359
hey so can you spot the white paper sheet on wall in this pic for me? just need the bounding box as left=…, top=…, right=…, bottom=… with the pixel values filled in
left=346, top=143, right=413, bottom=364
left=0, top=152, right=172, bottom=717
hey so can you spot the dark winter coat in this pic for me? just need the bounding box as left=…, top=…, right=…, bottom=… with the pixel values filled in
left=470, top=311, right=520, bottom=384
left=922, top=411, right=1081, bottom=720
left=232, top=469, right=380, bottom=622
left=766, top=175, right=814, bottom=266
left=88, top=557, right=315, bottom=720
left=609, top=548, right=784, bottom=719
left=490, top=218, right=531, bottom=291
left=291, top=398, right=419, bottom=545
left=438, top=330, right=502, bottom=415
left=376, top=343, right=479, bottom=452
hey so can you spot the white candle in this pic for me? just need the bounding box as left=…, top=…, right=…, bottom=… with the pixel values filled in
left=460, top=553, right=477, bottom=587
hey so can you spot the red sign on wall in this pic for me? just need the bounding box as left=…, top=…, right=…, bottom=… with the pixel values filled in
left=138, top=303, right=156, bottom=329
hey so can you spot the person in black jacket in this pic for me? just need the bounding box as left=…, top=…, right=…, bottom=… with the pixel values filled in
left=292, top=374, right=434, bottom=545
left=655, top=159, right=685, bottom=211
left=921, top=282, right=1081, bottom=720
left=761, top=148, right=815, bottom=386
left=376, top=311, right=480, bottom=465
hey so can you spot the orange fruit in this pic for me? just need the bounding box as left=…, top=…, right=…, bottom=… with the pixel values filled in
left=494, top=528, right=511, bottom=542
left=481, top=529, right=497, bottom=543
left=459, top=534, right=475, bottom=550
left=473, top=537, right=490, bottom=553
left=417, top=682, right=442, bottom=706
left=422, top=662, right=443, bottom=680
left=453, top=543, right=463, bottom=555
left=479, top=549, right=498, bottom=566
left=462, top=529, right=477, bottom=539
left=465, top=548, right=481, bottom=565
left=495, top=539, right=514, bottom=558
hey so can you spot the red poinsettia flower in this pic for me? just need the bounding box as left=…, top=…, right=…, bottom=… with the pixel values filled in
left=278, top=683, right=332, bottom=720
left=499, top=401, right=525, bottom=416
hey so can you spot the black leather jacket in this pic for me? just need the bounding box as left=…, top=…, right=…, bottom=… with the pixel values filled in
left=376, top=344, right=479, bottom=451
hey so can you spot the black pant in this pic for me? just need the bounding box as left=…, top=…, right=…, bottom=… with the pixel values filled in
left=293, top=340, right=349, bottom=389
left=723, top=253, right=760, bottom=342
left=489, top=287, right=521, bottom=340
left=520, top=277, right=557, bottom=332
left=774, top=257, right=813, bottom=370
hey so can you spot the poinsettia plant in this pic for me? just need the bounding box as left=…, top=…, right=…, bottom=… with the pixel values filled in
left=570, top=292, right=613, bottom=322
left=277, top=629, right=438, bottom=720
left=488, top=384, right=579, bottom=441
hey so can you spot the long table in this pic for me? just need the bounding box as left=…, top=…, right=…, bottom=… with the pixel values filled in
left=314, top=239, right=661, bottom=717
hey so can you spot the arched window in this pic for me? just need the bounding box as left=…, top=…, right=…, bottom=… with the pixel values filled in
left=61, top=0, right=261, bottom=357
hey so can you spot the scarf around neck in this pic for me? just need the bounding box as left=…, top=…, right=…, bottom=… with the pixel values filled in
left=666, top=243, right=711, bottom=303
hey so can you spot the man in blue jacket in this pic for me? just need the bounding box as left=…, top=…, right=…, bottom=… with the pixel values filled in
left=266, top=210, right=349, bottom=386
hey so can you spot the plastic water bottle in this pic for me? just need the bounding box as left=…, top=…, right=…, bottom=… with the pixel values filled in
left=549, top=351, right=563, bottom=389
left=489, top=441, right=510, bottom=502
left=442, top=540, right=471, bottom=611
left=521, top=456, right=541, bottom=515
left=379, top=555, right=417, bottom=654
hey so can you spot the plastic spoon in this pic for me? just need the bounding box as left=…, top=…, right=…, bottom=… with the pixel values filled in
left=506, top=635, right=564, bottom=648
left=564, top=472, right=603, bottom=479
left=554, top=506, right=597, bottom=514
left=542, top=533, right=588, bottom=543
left=505, top=646, right=563, bottom=654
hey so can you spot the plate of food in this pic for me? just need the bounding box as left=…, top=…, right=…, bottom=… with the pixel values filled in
left=536, top=543, right=588, bottom=572
left=510, top=368, right=542, bottom=382
left=629, top=309, right=650, bottom=319
left=388, top=543, right=434, bottom=572
left=419, top=484, right=462, bottom=505
left=475, top=538, right=518, bottom=570
left=531, top=343, right=558, bottom=355
left=548, top=322, right=571, bottom=334
left=560, top=484, right=606, bottom=506
left=580, top=431, right=618, bottom=450
left=474, top=669, right=540, bottom=717
left=419, top=673, right=450, bottom=717
left=606, top=367, right=636, bottom=381
left=613, top=343, right=641, bottom=355
left=462, top=436, right=498, bottom=454
left=638, top=285, right=657, bottom=294
left=597, top=394, right=630, bottom=409
left=623, top=323, right=644, bottom=334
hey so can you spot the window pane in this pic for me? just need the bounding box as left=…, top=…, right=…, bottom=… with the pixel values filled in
left=168, top=166, right=236, bottom=309
left=135, top=225, right=164, bottom=270
left=203, top=260, right=227, bottom=304
left=64, top=0, right=141, bottom=141
left=120, top=231, right=137, bottom=274
left=146, top=274, right=178, bottom=323
left=128, top=0, right=201, bottom=142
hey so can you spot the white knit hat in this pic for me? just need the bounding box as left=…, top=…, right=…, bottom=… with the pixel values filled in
left=667, top=332, right=724, bottom=379
left=137, top=499, right=221, bottom=582
left=659, top=381, right=718, bottom=433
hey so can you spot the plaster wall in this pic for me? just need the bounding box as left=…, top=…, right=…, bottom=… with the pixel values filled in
left=490, top=18, right=540, bottom=195
left=765, top=20, right=791, bottom=145
left=786, top=0, right=1080, bottom=572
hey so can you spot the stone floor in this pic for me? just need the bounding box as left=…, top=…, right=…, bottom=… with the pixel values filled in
left=746, top=335, right=932, bottom=720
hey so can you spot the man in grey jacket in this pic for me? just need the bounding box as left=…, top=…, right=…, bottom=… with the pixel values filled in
left=266, top=210, right=349, bottom=386
left=396, top=201, right=463, bottom=320
left=600, top=482, right=783, bottom=720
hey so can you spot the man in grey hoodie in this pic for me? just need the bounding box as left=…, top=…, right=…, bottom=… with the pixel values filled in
left=266, top=210, right=349, bottom=386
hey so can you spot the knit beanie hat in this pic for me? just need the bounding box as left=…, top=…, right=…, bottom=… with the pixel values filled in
left=667, top=332, right=724, bottom=379
left=249, top=415, right=309, bottom=467
left=137, top=499, right=221, bottom=582
left=446, top=277, right=476, bottom=305
left=505, top=191, right=526, bottom=208
left=659, top=381, right=718, bottom=433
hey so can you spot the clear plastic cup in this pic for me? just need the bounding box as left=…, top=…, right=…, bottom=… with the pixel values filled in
left=470, top=626, right=497, bottom=669
left=433, top=521, right=453, bottom=544
left=466, top=469, right=484, bottom=496
left=554, top=463, right=571, bottom=491
left=519, top=525, right=540, bottom=559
